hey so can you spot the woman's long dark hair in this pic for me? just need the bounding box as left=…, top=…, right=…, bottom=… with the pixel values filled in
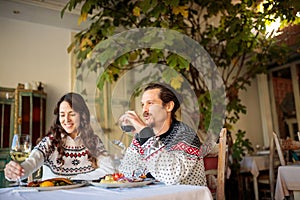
left=46, top=92, right=106, bottom=168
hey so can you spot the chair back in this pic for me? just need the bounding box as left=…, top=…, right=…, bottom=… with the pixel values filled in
left=217, top=128, right=227, bottom=200
left=271, top=131, right=300, bottom=199
left=258, top=133, right=281, bottom=200
left=269, top=132, right=276, bottom=200
left=204, top=128, right=227, bottom=200
left=273, top=131, right=286, bottom=166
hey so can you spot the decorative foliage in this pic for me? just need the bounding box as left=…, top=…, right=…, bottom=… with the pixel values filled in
left=230, top=130, right=254, bottom=173
left=61, top=0, right=299, bottom=171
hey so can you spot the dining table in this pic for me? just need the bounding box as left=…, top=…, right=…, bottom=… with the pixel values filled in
left=239, top=151, right=270, bottom=200
left=275, top=165, right=300, bottom=200
left=0, top=181, right=213, bottom=200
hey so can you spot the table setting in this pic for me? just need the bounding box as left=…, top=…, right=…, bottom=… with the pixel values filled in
left=0, top=175, right=213, bottom=200
left=1, top=156, right=213, bottom=200
left=0, top=111, right=213, bottom=200
left=239, top=149, right=270, bottom=200
left=275, top=163, right=300, bottom=200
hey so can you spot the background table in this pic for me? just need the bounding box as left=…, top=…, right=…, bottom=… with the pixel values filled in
left=240, top=154, right=269, bottom=200
left=0, top=183, right=213, bottom=200
left=275, top=165, right=300, bottom=200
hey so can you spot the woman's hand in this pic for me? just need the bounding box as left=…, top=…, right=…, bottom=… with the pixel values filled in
left=4, top=161, right=25, bottom=181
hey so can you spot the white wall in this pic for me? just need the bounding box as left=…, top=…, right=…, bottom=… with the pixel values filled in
left=0, top=17, right=72, bottom=130
left=234, top=77, right=264, bottom=148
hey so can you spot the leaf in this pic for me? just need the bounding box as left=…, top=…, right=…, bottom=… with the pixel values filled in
left=172, top=5, right=189, bottom=18
left=162, top=68, right=177, bottom=83
left=170, top=75, right=183, bottom=89
left=129, top=51, right=139, bottom=62
left=78, top=12, right=88, bottom=25
left=133, top=6, right=141, bottom=17
left=165, top=0, right=179, bottom=7
left=177, top=56, right=189, bottom=69
left=118, top=55, right=129, bottom=66
left=67, top=42, right=75, bottom=53
left=166, top=54, right=178, bottom=68
left=139, top=0, right=157, bottom=14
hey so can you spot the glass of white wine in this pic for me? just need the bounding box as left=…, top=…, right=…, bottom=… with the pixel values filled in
left=10, top=134, right=32, bottom=186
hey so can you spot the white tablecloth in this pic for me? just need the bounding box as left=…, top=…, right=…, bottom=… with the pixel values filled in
left=240, top=155, right=269, bottom=177
left=275, top=165, right=300, bottom=200
left=0, top=183, right=213, bottom=200
left=240, top=155, right=269, bottom=200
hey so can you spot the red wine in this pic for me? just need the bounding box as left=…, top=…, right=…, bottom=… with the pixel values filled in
left=121, top=125, right=135, bottom=132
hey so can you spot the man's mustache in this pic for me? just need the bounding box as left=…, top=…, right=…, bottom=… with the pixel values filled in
left=143, top=112, right=150, bottom=118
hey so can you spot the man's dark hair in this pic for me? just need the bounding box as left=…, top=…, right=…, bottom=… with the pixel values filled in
left=144, top=83, right=182, bottom=119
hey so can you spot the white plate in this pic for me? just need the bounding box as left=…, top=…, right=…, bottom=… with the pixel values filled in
left=90, top=179, right=154, bottom=188
left=256, top=150, right=270, bottom=155
left=26, top=180, right=88, bottom=191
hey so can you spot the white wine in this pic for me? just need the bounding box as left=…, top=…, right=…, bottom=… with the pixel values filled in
left=10, top=151, right=30, bottom=162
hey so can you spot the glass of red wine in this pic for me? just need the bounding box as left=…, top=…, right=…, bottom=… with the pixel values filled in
left=118, top=113, right=135, bottom=134
left=112, top=114, right=135, bottom=152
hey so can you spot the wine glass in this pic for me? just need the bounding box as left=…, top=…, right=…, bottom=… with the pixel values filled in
left=10, top=134, right=32, bottom=186
left=118, top=113, right=135, bottom=134
left=112, top=113, right=135, bottom=149
left=110, top=153, right=124, bottom=173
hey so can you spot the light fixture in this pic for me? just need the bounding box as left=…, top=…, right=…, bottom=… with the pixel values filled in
left=13, top=10, right=20, bottom=14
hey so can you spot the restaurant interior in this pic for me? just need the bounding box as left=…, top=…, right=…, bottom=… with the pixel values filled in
left=0, top=0, right=299, bottom=200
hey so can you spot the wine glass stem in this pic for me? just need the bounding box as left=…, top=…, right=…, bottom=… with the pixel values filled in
left=17, top=178, right=24, bottom=186
left=119, top=132, right=125, bottom=141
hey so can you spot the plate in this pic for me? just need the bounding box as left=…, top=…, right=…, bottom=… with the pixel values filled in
left=90, top=179, right=154, bottom=188
left=27, top=180, right=88, bottom=191
left=256, top=150, right=270, bottom=155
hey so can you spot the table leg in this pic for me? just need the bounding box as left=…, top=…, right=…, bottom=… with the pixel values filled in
left=289, top=191, right=295, bottom=200
left=253, top=176, right=259, bottom=200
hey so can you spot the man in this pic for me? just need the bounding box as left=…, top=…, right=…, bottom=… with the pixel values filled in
left=119, top=83, right=212, bottom=185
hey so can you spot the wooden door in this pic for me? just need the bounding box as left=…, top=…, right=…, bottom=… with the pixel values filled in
left=0, top=87, right=15, bottom=149
left=16, top=89, right=46, bottom=146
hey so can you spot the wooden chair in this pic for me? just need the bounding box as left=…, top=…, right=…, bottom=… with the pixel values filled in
left=272, top=131, right=300, bottom=200
left=257, top=132, right=280, bottom=200
left=273, top=131, right=300, bottom=166
left=273, top=131, right=286, bottom=166
left=204, top=128, right=227, bottom=200
left=254, top=132, right=299, bottom=200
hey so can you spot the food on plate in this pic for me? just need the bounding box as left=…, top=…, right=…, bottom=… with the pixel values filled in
left=39, top=181, right=55, bottom=187
left=100, top=173, right=125, bottom=184
left=28, top=177, right=73, bottom=187
left=99, top=173, right=146, bottom=184
left=139, top=174, right=147, bottom=179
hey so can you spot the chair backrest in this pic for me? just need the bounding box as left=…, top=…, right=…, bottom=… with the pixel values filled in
left=271, top=131, right=300, bottom=199
left=269, top=132, right=276, bottom=200
left=273, top=131, right=300, bottom=166
left=204, top=128, right=227, bottom=200
left=217, top=128, right=227, bottom=200
left=273, top=131, right=286, bottom=166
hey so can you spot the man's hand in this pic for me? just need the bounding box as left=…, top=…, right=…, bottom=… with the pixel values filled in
left=124, top=111, right=147, bottom=133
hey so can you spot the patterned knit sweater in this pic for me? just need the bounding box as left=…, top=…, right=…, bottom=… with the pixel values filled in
left=19, top=134, right=114, bottom=181
left=119, top=120, right=213, bottom=186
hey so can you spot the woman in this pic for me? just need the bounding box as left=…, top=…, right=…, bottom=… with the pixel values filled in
left=4, top=92, right=114, bottom=181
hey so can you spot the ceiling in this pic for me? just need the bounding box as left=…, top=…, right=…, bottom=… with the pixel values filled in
left=0, top=0, right=89, bottom=30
